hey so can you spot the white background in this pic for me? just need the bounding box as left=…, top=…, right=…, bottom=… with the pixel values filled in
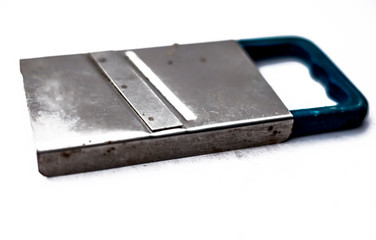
left=0, top=0, right=375, bottom=239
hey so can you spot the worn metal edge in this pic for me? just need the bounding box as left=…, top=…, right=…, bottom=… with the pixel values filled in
left=37, top=119, right=293, bottom=177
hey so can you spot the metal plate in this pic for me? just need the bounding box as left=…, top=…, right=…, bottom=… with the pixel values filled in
left=90, top=51, right=182, bottom=131
left=125, top=50, right=197, bottom=121
left=20, top=40, right=293, bottom=176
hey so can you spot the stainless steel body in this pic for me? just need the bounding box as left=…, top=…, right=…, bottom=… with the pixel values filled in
left=21, top=40, right=293, bottom=176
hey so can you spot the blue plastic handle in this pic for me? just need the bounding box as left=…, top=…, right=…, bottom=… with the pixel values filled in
left=238, top=36, right=368, bottom=137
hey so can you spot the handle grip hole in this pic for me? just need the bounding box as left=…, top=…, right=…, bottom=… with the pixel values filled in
left=257, top=59, right=337, bottom=110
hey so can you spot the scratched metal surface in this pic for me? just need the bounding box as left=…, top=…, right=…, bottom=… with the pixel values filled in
left=21, top=41, right=292, bottom=153
left=20, top=41, right=294, bottom=175
left=21, top=54, right=150, bottom=151
left=133, top=41, right=291, bottom=129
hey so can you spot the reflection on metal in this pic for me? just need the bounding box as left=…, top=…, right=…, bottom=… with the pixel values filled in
left=125, top=51, right=197, bottom=121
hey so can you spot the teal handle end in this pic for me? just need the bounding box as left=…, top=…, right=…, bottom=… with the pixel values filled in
left=238, top=36, right=368, bottom=137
